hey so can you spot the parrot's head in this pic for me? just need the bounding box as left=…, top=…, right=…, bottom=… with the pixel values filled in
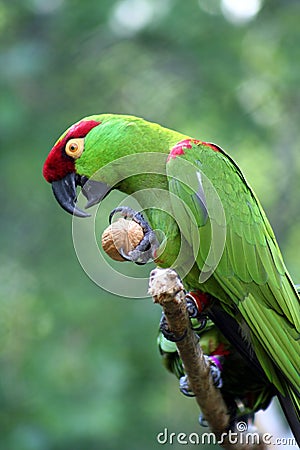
left=43, top=114, right=136, bottom=217
left=43, top=113, right=182, bottom=217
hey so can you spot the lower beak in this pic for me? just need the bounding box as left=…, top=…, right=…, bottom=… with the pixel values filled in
left=51, top=173, right=111, bottom=217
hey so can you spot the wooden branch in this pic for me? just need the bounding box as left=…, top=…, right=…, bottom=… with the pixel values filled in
left=148, top=268, right=266, bottom=450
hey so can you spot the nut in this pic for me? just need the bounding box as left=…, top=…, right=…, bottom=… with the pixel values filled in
left=101, top=218, right=144, bottom=261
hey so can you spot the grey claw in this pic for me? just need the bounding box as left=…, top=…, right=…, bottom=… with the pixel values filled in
left=109, top=206, right=138, bottom=224
left=185, top=296, right=208, bottom=332
left=159, top=313, right=187, bottom=342
left=128, top=247, right=154, bottom=265
left=198, top=414, right=209, bottom=427
left=179, top=375, right=195, bottom=397
left=205, top=355, right=223, bottom=389
left=117, top=247, right=132, bottom=262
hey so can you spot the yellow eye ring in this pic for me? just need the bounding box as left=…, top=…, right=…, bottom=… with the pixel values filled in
left=65, top=138, right=84, bottom=159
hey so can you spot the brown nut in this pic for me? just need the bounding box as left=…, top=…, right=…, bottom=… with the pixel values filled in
left=101, top=218, right=144, bottom=261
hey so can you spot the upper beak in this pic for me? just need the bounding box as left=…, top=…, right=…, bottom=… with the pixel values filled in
left=51, top=172, right=111, bottom=217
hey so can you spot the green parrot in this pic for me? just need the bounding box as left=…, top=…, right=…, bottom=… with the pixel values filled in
left=43, top=114, right=300, bottom=442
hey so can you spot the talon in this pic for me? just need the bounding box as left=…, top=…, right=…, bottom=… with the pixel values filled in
left=159, top=313, right=187, bottom=342
left=109, top=206, right=138, bottom=224
left=129, top=247, right=155, bottom=265
left=117, top=247, right=132, bottom=262
left=115, top=244, right=153, bottom=265
left=109, top=206, right=160, bottom=264
left=185, top=292, right=208, bottom=332
left=191, top=316, right=208, bottom=333
left=205, top=355, right=223, bottom=389
left=186, top=295, right=199, bottom=318
left=198, top=414, right=209, bottom=427
left=179, top=375, right=195, bottom=397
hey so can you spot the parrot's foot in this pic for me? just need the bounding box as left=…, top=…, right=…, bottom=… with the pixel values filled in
left=186, top=295, right=208, bottom=332
left=179, top=357, right=223, bottom=399
left=109, top=207, right=159, bottom=264
left=159, top=312, right=187, bottom=342
left=206, top=355, right=223, bottom=389
left=186, top=295, right=200, bottom=318
left=179, top=375, right=195, bottom=397
left=198, top=414, right=209, bottom=427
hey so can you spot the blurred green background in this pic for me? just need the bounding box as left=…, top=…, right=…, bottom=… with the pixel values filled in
left=0, top=0, right=299, bottom=449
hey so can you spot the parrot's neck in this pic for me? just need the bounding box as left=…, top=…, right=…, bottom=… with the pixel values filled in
left=116, top=121, right=187, bottom=195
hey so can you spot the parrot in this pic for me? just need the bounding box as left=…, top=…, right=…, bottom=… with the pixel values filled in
left=43, top=114, right=300, bottom=442
left=157, top=304, right=275, bottom=425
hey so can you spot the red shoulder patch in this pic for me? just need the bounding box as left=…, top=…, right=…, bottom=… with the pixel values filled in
left=201, top=141, right=221, bottom=153
left=167, top=139, right=221, bottom=163
left=167, top=139, right=200, bottom=162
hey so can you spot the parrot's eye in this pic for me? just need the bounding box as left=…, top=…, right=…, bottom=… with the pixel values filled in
left=65, top=138, right=84, bottom=159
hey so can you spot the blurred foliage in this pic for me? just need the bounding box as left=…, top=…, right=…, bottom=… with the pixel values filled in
left=0, top=0, right=299, bottom=449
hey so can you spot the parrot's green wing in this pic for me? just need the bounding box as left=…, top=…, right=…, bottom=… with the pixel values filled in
left=166, top=142, right=300, bottom=402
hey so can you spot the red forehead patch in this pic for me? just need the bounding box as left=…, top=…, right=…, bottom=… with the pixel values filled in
left=43, top=120, right=101, bottom=182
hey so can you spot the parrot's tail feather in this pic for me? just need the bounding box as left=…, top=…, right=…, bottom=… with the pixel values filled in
left=277, top=386, right=300, bottom=447
left=209, top=302, right=300, bottom=444
left=208, top=302, right=267, bottom=378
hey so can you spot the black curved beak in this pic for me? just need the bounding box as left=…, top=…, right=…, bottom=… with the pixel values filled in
left=51, top=173, right=111, bottom=217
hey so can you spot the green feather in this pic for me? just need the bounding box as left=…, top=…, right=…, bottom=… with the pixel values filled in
left=166, top=140, right=300, bottom=401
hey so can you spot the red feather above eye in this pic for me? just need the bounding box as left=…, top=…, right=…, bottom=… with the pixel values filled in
left=43, top=120, right=101, bottom=182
